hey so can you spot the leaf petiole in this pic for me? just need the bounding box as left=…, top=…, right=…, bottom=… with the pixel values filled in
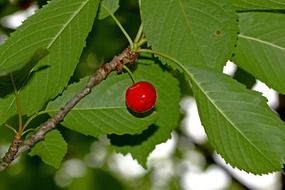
left=22, top=110, right=48, bottom=131
left=10, top=74, right=23, bottom=134
left=133, top=24, right=148, bottom=50
left=21, top=128, right=36, bottom=136
left=4, top=124, right=18, bottom=135
left=102, top=4, right=134, bottom=48
left=137, top=49, right=191, bottom=78
left=136, top=38, right=147, bottom=48
left=134, top=23, right=144, bottom=44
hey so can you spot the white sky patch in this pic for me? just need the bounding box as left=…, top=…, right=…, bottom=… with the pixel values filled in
left=148, top=134, right=177, bottom=188
left=181, top=165, right=230, bottom=190
left=54, top=159, right=87, bottom=188
left=223, top=60, right=237, bottom=76
left=151, top=159, right=174, bottom=188
left=84, top=140, right=108, bottom=168
left=1, top=4, right=37, bottom=29
left=181, top=97, right=207, bottom=144
left=252, top=80, right=279, bottom=109
left=214, top=154, right=281, bottom=190
left=108, top=153, right=146, bottom=179
left=223, top=60, right=278, bottom=109
left=148, top=132, right=177, bottom=162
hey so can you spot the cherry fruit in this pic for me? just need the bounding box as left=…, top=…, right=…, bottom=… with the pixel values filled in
left=125, top=81, right=157, bottom=113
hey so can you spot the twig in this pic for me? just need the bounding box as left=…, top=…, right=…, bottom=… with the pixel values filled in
left=0, top=47, right=138, bottom=172
left=0, top=135, right=21, bottom=171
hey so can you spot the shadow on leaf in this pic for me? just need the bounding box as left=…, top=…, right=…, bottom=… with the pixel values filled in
left=108, top=124, right=158, bottom=146
left=0, top=48, right=49, bottom=97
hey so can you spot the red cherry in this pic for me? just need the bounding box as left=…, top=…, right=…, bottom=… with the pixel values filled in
left=125, top=81, right=157, bottom=113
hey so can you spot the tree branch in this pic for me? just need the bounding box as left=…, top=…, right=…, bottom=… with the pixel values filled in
left=0, top=47, right=138, bottom=172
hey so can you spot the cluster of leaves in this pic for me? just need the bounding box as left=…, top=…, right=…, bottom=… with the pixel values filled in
left=1, top=0, right=285, bottom=175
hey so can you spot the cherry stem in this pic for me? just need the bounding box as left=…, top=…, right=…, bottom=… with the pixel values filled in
left=123, top=65, right=136, bottom=84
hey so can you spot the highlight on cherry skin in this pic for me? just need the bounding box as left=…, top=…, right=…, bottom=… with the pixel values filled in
left=125, top=81, right=157, bottom=113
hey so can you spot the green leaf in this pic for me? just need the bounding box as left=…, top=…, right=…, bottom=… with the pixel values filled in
left=0, top=0, right=100, bottom=125
left=186, top=65, right=285, bottom=174
left=110, top=61, right=181, bottom=166
left=47, top=72, right=158, bottom=136
left=29, top=130, right=68, bottom=168
left=232, top=0, right=285, bottom=11
left=0, top=48, right=49, bottom=77
left=232, top=13, right=285, bottom=93
left=0, top=48, right=49, bottom=98
left=141, top=0, right=238, bottom=71
left=98, top=0, right=119, bottom=20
